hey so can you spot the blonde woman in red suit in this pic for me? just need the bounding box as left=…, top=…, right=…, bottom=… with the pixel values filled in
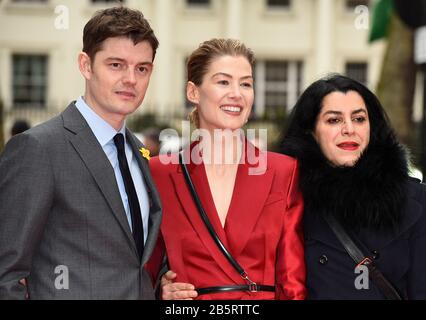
left=148, top=39, right=306, bottom=300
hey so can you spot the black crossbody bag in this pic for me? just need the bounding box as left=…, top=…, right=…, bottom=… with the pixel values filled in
left=179, top=152, right=275, bottom=295
left=323, top=214, right=404, bottom=300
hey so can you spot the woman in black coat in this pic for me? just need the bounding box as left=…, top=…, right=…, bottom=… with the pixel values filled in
left=281, top=74, right=426, bottom=299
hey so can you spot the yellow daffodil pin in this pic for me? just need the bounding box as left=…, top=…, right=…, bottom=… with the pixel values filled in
left=139, top=147, right=151, bottom=161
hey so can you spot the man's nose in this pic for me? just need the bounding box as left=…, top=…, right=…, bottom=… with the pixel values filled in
left=123, top=68, right=137, bottom=85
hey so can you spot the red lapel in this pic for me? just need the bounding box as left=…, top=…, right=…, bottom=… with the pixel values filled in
left=170, top=143, right=241, bottom=284
left=224, top=142, right=274, bottom=258
left=170, top=141, right=274, bottom=282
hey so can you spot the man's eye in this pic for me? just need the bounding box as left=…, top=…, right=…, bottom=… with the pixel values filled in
left=110, top=63, right=121, bottom=69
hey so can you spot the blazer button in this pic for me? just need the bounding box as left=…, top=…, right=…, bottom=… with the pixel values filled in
left=372, top=250, right=380, bottom=260
left=319, top=255, right=328, bottom=265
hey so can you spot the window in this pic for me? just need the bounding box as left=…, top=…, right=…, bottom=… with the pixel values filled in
left=13, top=54, right=48, bottom=108
left=345, top=0, right=369, bottom=9
left=345, top=62, right=368, bottom=85
left=254, top=60, right=303, bottom=118
left=186, top=0, right=210, bottom=6
left=91, top=0, right=124, bottom=3
left=267, top=0, right=291, bottom=9
left=10, top=0, right=48, bottom=2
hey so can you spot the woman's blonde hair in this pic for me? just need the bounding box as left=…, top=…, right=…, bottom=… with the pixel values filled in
left=187, top=38, right=255, bottom=128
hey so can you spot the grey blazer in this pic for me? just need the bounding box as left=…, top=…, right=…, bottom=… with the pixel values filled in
left=0, top=102, right=162, bottom=299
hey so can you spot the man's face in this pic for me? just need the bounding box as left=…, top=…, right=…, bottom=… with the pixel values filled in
left=79, top=37, right=154, bottom=130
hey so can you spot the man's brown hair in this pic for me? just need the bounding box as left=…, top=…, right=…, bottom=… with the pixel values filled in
left=83, top=7, right=159, bottom=62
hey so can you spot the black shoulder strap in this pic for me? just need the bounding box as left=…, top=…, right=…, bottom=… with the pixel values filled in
left=324, top=214, right=404, bottom=300
left=178, top=152, right=255, bottom=286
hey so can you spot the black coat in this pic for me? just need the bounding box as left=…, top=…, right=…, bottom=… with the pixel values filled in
left=304, top=178, right=426, bottom=299
left=282, top=129, right=426, bottom=299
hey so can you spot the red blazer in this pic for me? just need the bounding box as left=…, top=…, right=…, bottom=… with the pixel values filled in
left=149, top=143, right=306, bottom=300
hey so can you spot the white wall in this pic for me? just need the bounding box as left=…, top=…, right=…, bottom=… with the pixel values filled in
left=0, top=0, right=389, bottom=138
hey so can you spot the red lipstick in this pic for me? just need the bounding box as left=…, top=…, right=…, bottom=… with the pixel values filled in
left=337, top=141, right=359, bottom=151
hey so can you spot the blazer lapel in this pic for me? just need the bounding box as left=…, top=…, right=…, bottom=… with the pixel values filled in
left=224, top=151, right=274, bottom=258
left=62, top=103, right=136, bottom=255
left=170, top=150, right=242, bottom=284
left=126, top=130, right=162, bottom=265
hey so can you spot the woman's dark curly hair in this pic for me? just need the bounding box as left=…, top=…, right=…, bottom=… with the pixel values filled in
left=282, top=74, right=395, bottom=153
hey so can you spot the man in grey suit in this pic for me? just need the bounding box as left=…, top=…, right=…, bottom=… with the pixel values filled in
left=0, top=7, right=162, bottom=299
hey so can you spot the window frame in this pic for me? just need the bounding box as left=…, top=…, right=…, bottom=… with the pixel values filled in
left=266, top=0, right=291, bottom=10
left=12, top=53, right=49, bottom=109
left=186, top=0, right=211, bottom=8
left=345, top=0, right=370, bottom=11
left=254, top=59, right=303, bottom=118
left=345, top=61, right=369, bottom=86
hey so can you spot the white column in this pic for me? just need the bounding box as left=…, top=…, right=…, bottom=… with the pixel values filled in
left=254, top=61, right=266, bottom=117
left=315, top=0, right=334, bottom=77
left=0, top=48, right=11, bottom=141
left=413, top=71, right=424, bottom=123
left=287, top=61, right=298, bottom=111
left=153, top=0, right=172, bottom=116
left=368, top=41, right=386, bottom=89
left=226, top=0, right=242, bottom=39
left=0, top=49, right=11, bottom=109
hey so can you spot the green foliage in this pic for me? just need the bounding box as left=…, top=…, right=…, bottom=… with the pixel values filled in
left=369, top=0, right=394, bottom=42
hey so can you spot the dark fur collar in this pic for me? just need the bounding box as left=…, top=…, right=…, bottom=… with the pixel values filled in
left=282, top=133, right=409, bottom=231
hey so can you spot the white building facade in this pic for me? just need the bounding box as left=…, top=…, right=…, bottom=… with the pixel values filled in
left=0, top=0, right=388, bottom=138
